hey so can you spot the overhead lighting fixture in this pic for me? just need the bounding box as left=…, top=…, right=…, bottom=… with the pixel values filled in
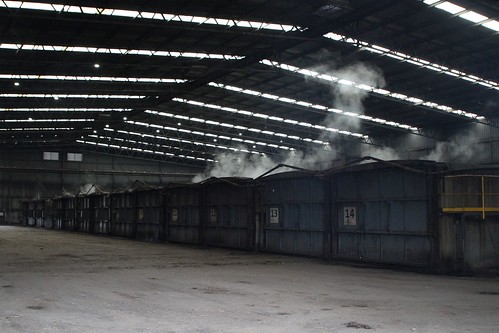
left=0, top=1, right=303, bottom=33
left=94, top=63, right=100, bottom=68
left=0, top=43, right=244, bottom=60
left=14, top=82, right=20, bottom=86
left=324, top=32, right=498, bottom=92
left=260, top=59, right=484, bottom=121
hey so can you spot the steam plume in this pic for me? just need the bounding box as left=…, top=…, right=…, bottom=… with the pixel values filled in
left=422, top=125, right=486, bottom=165
left=360, top=144, right=401, bottom=161
left=80, top=183, right=97, bottom=195
left=194, top=61, right=392, bottom=182
left=192, top=145, right=339, bottom=182
left=321, top=62, right=386, bottom=140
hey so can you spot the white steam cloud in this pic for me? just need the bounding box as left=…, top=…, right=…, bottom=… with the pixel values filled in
left=360, top=144, right=401, bottom=161
left=194, top=61, right=394, bottom=182
left=192, top=145, right=339, bottom=182
left=321, top=62, right=386, bottom=141
left=422, top=125, right=486, bottom=165
left=80, top=183, right=97, bottom=195
left=334, top=63, right=385, bottom=113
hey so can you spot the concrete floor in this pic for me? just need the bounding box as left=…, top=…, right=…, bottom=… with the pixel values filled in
left=1, top=226, right=498, bottom=333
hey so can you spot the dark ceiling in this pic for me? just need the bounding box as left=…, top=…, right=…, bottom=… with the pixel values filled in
left=0, top=0, right=498, bottom=167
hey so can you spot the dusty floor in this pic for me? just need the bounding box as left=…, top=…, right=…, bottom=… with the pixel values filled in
left=1, top=226, right=498, bottom=333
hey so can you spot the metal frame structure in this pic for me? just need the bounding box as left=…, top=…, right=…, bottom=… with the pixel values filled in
left=0, top=0, right=497, bottom=167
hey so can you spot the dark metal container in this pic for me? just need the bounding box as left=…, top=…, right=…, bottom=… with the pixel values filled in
left=89, top=193, right=110, bottom=235
left=201, top=178, right=255, bottom=250
left=134, top=188, right=164, bottom=242
left=258, top=171, right=329, bottom=257
left=110, top=191, right=136, bottom=238
left=34, top=200, right=46, bottom=228
left=165, top=183, right=202, bottom=245
left=331, top=160, right=444, bottom=268
left=75, top=195, right=90, bottom=233
left=63, top=196, right=77, bottom=231
left=21, top=201, right=35, bottom=226
left=52, top=197, right=65, bottom=230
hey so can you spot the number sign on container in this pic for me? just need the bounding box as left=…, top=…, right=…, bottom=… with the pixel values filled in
left=270, top=208, right=279, bottom=224
left=344, top=207, right=357, bottom=226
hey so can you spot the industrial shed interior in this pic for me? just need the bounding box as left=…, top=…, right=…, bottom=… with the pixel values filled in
left=1, top=1, right=499, bottom=332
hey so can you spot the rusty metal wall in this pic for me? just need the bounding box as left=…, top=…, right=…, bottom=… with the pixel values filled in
left=332, top=165, right=437, bottom=267
left=260, top=173, right=328, bottom=257
left=166, top=186, right=202, bottom=244
left=202, top=181, right=254, bottom=250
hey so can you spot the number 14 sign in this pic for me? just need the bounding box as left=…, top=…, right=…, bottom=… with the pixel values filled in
left=344, top=207, right=357, bottom=226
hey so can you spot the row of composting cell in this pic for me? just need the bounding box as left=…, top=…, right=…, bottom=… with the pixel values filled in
left=21, top=159, right=499, bottom=273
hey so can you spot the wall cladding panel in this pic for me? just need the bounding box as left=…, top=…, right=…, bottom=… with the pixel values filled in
left=0, top=148, right=200, bottom=224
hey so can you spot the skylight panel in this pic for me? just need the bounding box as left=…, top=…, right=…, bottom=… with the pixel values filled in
left=482, top=20, right=499, bottom=32
left=144, top=109, right=328, bottom=146
left=422, top=1, right=499, bottom=32
left=77, top=138, right=213, bottom=161
left=0, top=108, right=130, bottom=112
left=262, top=59, right=474, bottom=120
left=102, top=126, right=268, bottom=158
left=0, top=43, right=243, bottom=60
left=1, top=118, right=93, bottom=123
left=0, top=2, right=302, bottom=32
left=208, top=82, right=419, bottom=132
left=1, top=127, right=74, bottom=131
left=323, top=32, right=499, bottom=91
left=435, top=1, right=464, bottom=14
left=0, top=93, right=144, bottom=99
left=0, top=74, right=187, bottom=83
left=459, top=11, right=487, bottom=23
left=172, top=97, right=369, bottom=141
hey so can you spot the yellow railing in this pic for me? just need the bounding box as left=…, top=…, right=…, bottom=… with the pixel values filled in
left=440, top=175, right=499, bottom=219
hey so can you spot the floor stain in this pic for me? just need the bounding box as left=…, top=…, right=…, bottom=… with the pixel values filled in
left=26, top=305, right=45, bottom=310
left=344, top=321, right=373, bottom=329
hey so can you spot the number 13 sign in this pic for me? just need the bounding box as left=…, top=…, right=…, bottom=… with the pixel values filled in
left=269, top=208, right=279, bottom=224
left=344, top=207, right=357, bottom=226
